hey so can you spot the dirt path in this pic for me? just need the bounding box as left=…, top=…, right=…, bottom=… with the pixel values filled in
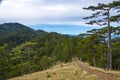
left=74, top=60, right=120, bottom=80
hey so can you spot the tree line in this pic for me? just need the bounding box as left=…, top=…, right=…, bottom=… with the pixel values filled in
left=0, top=0, right=120, bottom=80
left=0, top=26, right=120, bottom=80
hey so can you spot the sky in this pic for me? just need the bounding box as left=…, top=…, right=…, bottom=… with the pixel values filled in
left=0, top=0, right=118, bottom=35
left=29, top=24, right=96, bottom=35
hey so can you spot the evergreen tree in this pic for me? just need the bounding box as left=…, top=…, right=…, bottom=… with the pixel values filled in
left=12, top=42, right=36, bottom=75
left=109, top=1, right=120, bottom=22
left=0, top=44, right=9, bottom=80
left=83, top=2, right=118, bottom=70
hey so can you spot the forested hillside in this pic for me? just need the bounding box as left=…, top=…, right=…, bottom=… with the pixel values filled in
left=0, top=23, right=46, bottom=49
left=0, top=0, right=120, bottom=79
left=0, top=23, right=120, bottom=80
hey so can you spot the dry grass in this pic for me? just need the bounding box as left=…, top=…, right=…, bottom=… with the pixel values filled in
left=9, top=61, right=120, bottom=80
left=9, top=62, right=99, bottom=80
left=75, top=60, right=120, bottom=80
left=79, top=60, right=120, bottom=76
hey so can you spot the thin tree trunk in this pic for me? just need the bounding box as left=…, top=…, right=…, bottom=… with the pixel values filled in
left=20, top=53, right=23, bottom=75
left=92, top=42, right=96, bottom=67
left=93, top=52, right=96, bottom=67
left=107, top=9, right=112, bottom=70
left=1, top=67, right=5, bottom=80
left=28, top=47, right=31, bottom=73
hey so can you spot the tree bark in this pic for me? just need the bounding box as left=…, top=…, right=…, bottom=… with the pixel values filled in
left=107, top=9, right=112, bottom=70
left=92, top=42, right=96, bottom=67
left=28, top=47, right=31, bottom=73
left=1, top=67, right=5, bottom=80
left=93, top=52, right=96, bottom=67
left=20, top=53, right=23, bottom=75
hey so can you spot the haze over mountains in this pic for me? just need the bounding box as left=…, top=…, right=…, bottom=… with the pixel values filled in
left=29, top=24, right=96, bottom=35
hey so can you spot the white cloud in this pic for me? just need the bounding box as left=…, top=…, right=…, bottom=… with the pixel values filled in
left=0, top=0, right=117, bottom=25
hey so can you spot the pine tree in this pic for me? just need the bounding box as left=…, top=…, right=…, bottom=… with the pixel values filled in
left=0, top=44, right=9, bottom=80
left=12, top=42, right=36, bottom=75
left=109, top=1, right=120, bottom=22
left=83, top=2, right=119, bottom=70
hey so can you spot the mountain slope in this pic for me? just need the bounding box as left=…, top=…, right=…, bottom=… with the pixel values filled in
left=8, top=61, right=120, bottom=80
left=0, top=23, right=34, bottom=38
left=0, top=23, right=46, bottom=48
left=9, top=61, right=99, bottom=80
left=75, top=60, right=120, bottom=80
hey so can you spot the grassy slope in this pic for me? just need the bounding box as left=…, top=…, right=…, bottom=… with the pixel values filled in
left=9, top=61, right=120, bottom=80
left=9, top=62, right=99, bottom=80
left=75, top=60, right=120, bottom=80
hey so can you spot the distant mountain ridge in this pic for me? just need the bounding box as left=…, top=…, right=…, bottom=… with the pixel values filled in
left=29, top=24, right=95, bottom=35
left=0, top=23, right=35, bottom=38
left=0, top=23, right=46, bottom=48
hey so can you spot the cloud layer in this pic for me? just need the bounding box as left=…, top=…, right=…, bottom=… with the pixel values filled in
left=0, top=0, right=116, bottom=25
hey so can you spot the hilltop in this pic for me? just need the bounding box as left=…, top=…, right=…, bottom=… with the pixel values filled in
left=0, top=23, right=46, bottom=48
left=9, top=60, right=120, bottom=80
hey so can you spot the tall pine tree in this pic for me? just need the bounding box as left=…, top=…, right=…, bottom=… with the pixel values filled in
left=83, top=1, right=119, bottom=70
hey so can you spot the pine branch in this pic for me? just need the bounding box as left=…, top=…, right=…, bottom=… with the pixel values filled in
left=110, top=14, right=120, bottom=22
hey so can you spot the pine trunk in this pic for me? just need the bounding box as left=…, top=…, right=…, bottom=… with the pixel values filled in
left=107, top=9, right=112, bottom=70
left=28, top=47, right=31, bottom=73
left=1, top=68, right=5, bottom=80
left=93, top=52, right=96, bottom=67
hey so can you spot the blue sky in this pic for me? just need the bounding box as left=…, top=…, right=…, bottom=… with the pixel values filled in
left=0, top=0, right=118, bottom=34
left=29, top=24, right=97, bottom=35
